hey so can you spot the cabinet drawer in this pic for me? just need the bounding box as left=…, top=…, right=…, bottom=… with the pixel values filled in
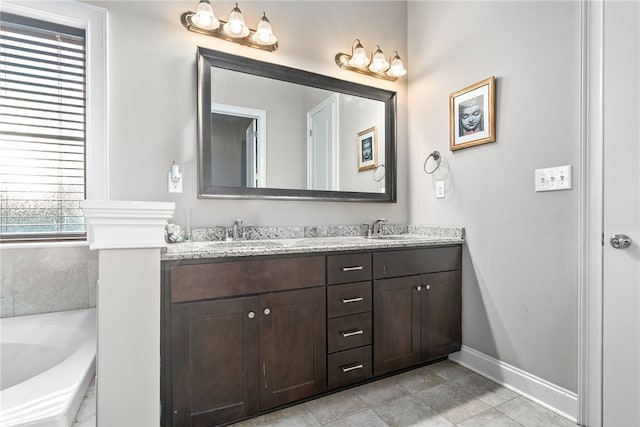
left=327, top=312, right=372, bottom=353
left=327, top=281, right=372, bottom=318
left=170, top=256, right=325, bottom=302
left=327, top=346, right=372, bottom=389
left=327, top=253, right=372, bottom=285
left=373, top=246, right=462, bottom=279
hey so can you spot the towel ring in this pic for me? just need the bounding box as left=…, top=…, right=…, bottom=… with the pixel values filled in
left=373, top=164, right=385, bottom=182
left=424, top=150, right=441, bottom=175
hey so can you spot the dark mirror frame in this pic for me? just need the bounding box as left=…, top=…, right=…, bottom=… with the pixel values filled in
left=197, top=46, right=397, bottom=202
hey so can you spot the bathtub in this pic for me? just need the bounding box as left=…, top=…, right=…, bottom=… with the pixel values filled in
left=0, top=308, right=96, bottom=427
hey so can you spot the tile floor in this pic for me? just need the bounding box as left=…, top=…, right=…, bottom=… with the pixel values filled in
left=72, top=360, right=577, bottom=427
left=72, top=377, right=96, bottom=427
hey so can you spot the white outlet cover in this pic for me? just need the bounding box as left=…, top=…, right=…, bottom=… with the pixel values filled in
left=168, top=171, right=183, bottom=193
left=435, top=181, right=445, bottom=198
left=535, top=165, right=572, bottom=192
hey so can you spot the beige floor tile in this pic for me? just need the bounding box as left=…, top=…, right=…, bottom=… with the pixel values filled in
left=449, top=373, right=518, bottom=407
left=322, top=409, right=388, bottom=427
left=429, top=360, right=473, bottom=382
left=352, top=377, right=410, bottom=406
left=416, top=382, right=491, bottom=424
left=394, top=364, right=447, bottom=394
left=457, top=408, right=523, bottom=426
left=372, top=395, right=453, bottom=427
left=303, top=388, right=369, bottom=424
left=495, top=396, right=576, bottom=427
left=233, top=403, right=320, bottom=427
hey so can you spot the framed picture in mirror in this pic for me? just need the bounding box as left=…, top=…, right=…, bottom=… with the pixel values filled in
left=357, top=126, right=378, bottom=171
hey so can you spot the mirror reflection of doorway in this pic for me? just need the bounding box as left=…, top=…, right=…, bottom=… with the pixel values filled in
left=307, top=94, right=338, bottom=191
left=211, top=104, right=266, bottom=187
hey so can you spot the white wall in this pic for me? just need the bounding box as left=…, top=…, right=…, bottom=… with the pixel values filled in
left=83, top=0, right=409, bottom=228
left=408, top=1, right=580, bottom=392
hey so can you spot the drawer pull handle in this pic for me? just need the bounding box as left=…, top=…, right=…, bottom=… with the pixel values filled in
left=341, top=297, right=364, bottom=304
left=342, top=329, right=364, bottom=338
left=342, top=266, right=364, bottom=272
left=342, top=363, right=364, bottom=373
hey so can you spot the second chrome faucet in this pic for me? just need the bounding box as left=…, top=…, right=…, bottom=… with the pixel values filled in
left=227, top=219, right=244, bottom=241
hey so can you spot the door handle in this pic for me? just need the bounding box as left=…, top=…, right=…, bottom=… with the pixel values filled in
left=610, top=234, right=632, bottom=249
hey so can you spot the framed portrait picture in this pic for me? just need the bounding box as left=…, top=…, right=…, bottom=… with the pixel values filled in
left=449, top=76, right=496, bottom=151
left=357, top=126, right=378, bottom=171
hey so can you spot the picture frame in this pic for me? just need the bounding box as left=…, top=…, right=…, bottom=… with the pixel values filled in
left=357, top=126, right=378, bottom=171
left=449, top=76, right=496, bottom=151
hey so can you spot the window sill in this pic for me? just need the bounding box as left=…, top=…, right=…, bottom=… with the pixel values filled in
left=0, top=241, right=89, bottom=250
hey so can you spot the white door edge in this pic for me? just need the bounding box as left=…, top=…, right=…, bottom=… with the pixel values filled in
left=580, top=0, right=605, bottom=425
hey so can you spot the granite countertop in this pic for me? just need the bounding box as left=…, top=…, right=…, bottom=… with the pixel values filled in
left=162, top=225, right=464, bottom=261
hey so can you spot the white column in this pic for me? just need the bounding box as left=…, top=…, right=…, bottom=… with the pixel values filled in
left=81, top=200, right=175, bottom=427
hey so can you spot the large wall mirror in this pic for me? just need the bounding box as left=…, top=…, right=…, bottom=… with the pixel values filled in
left=197, top=47, right=397, bottom=202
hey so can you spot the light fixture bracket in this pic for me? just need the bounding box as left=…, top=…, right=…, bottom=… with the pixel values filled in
left=181, top=12, right=278, bottom=52
left=335, top=52, right=397, bottom=81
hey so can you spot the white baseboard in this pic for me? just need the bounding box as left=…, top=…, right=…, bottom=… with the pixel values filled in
left=449, top=345, right=578, bottom=423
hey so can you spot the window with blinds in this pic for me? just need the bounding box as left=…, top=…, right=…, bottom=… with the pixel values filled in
left=0, top=12, right=86, bottom=242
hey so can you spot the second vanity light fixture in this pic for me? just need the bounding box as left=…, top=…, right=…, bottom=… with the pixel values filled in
left=335, top=39, right=407, bottom=81
left=181, top=0, right=278, bottom=51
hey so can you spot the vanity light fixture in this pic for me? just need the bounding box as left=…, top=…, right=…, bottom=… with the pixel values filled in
left=181, top=1, right=278, bottom=51
left=335, top=40, right=407, bottom=81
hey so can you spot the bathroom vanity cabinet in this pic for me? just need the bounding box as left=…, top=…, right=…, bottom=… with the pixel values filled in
left=372, top=247, right=462, bottom=375
left=165, top=256, right=326, bottom=426
left=162, top=244, right=461, bottom=427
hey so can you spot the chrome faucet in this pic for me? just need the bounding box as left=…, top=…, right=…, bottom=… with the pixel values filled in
left=371, top=218, right=387, bottom=235
left=228, top=218, right=244, bottom=240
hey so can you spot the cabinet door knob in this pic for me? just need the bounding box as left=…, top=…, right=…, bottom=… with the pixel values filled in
left=264, top=308, right=271, bottom=315
left=416, top=286, right=422, bottom=291
left=247, top=311, right=255, bottom=319
left=426, top=285, right=431, bottom=290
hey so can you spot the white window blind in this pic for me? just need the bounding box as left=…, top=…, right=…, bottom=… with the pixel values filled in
left=0, top=12, right=86, bottom=242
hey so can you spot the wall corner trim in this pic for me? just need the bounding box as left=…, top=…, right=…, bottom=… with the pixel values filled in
left=80, top=200, right=175, bottom=250
left=449, top=345, right=578, bottom=423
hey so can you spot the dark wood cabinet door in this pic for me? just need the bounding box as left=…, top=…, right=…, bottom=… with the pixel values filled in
left=373, top=275, right=422, bottom=376
left=259, top=287, right=327, bottom=410
left=420, top=270, right=462, bottom=362
left=171, top=297, right=259, bottom=427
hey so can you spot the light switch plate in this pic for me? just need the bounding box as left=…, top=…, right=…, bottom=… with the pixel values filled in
left=435, top=181, right=445, bottom=198
left=535, top=165, right=572, bottom=192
